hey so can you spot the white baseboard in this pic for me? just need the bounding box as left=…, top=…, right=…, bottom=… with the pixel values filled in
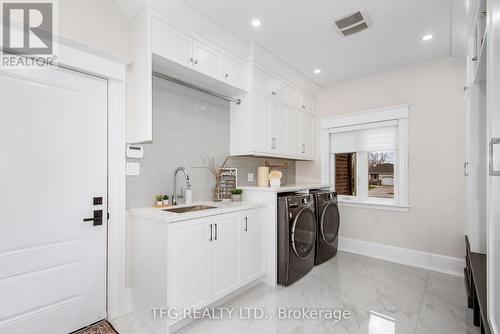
left=338, top=237, right=465, bottom=277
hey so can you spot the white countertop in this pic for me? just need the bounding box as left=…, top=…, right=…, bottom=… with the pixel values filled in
left=128, top=201, right=267, bottom=224
left=239, top=184, right=331, bottom=193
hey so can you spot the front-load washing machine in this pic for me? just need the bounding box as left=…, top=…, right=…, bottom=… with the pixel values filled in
left=277, top=193, right=316, bottom=286
left=311, top=191, right=340, bottom=265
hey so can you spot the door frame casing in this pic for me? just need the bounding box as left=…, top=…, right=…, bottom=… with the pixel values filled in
left=44, top=36, right=129, bottom=320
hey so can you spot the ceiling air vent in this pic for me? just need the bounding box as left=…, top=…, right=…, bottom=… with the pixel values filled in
left=334, top=9, right=371, bottom=37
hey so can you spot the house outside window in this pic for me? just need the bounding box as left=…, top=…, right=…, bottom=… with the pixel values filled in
left=321, top=105, right=409, bottom=211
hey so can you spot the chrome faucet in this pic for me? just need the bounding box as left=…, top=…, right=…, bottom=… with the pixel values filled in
left=172, top=167, right=191, bottom=206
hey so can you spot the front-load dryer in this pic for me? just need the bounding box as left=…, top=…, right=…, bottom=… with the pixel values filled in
left=311, top=191, right=340, bottom=265
left=277, top=193, right=316, bottom=286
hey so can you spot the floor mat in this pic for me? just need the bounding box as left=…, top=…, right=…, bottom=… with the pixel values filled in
left=73, top=320, right=119, bottom=334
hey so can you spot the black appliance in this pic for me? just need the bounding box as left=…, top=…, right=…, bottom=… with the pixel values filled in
left=311, top=190, right=340, bottom=265
left=277, top=193, right=316, bottom=286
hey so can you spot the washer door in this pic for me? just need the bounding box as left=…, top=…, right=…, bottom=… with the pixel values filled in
left=291, top=207, right=316, bottom=259
left=320, top=201, right=340, bottom=245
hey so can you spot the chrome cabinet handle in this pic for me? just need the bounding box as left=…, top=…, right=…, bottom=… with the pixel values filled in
left=244, top=217, right=248, bottom=231
left=301, top=144, right=306, bottom=154
left=271, top=91, right=277, bottom=96
left=271, top=138, right=277, bottom=149
left=189, top=57, right=194, bottom=63
left=194, top=59, right=198, bottom=65
left=214, top=223, right=218, bottom=240
left=209, top=224, right=213, bottom=241
left=490, top=138, right=500, bottom=176
left=225, top=73, right=229, bottom=78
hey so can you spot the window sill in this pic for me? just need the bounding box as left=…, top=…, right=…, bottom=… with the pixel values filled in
left=338, top=200, right=410, bottom=212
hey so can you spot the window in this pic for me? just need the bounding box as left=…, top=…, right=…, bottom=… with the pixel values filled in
left=321, top=105, right=409, bottom=210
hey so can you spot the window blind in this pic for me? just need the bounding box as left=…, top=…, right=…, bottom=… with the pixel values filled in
left=330, top=122, right=397, bottom=153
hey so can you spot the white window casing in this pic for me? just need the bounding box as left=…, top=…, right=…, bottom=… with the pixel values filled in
left=321, top=104, right=409, bottom=211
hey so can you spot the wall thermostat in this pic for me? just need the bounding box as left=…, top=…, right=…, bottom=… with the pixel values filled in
left=126, top=145, right=144, bottom=159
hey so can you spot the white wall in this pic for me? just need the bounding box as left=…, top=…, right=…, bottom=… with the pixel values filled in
left=297, top=58, right=467, bottom=259
left=58, top=0, right=131, bottom=58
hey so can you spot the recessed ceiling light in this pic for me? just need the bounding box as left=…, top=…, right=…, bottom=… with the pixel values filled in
left=422, top=34, right=433, bottom=41
left=251, top=19, right=261, bottom=28
left=314, top=69, right=322, bottom=74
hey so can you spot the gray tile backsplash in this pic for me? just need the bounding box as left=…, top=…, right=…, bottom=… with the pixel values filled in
left=126, top=78, right=295, bottom=209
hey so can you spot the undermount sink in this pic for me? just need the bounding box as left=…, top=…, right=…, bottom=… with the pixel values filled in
left=163, top=205, right=217, bottom=214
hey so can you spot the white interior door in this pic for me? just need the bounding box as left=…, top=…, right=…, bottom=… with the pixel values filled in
left=0, top=66, right=108, bottom=334
left=488, top=0, right=500, bottom=330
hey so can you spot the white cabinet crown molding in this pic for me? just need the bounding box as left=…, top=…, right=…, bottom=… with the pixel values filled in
left=321, top=104, right=410, bottom=129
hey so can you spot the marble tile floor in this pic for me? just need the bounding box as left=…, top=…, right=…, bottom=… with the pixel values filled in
left=111, top=251, right=478, bottom=334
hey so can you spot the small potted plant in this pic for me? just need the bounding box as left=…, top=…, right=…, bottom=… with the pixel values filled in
left=231, top=189, right=243, bottom=202
left=155, top=195, right=163, bottom=207
left=162, top=195, right=169, bottom=206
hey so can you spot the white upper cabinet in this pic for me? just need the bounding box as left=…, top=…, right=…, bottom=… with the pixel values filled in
left=300, top=94, right=314, bottom=114
left=230, top=66, right=316, bottom=160
left=269, top=102, right=287, bottom=154
left=286, top=87, right=302, bottom=110
left=127, top=13, right=250, bottom=143
left=222, top=56, right=248, bottom=91
left=193, top=41, right=222, bottom=79
left=300, top=112, right=314, bottom=158
left=152, top=18, right=193, bottom=68
left=286, top=108, right=301, bottom=156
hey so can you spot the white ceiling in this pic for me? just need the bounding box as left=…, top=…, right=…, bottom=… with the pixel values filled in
left=181, top=0, right=456, bottom=87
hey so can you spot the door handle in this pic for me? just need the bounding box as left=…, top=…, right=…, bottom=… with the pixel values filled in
left=83, top=210, right=103, bottom=226
left=490, top=138, right=500, bottom=176
left=271, top=138, right=277, bottom=149
left=209, top=224, right=213, bottom=241
left=301, top=144, right=306, bottom=154
left=244, top=217, right=248, bottom=231
left=214, top=223, right=218, bottom=241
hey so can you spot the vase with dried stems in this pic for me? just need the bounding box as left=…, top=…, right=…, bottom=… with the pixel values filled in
left=202, top=155, right=229, bottom=202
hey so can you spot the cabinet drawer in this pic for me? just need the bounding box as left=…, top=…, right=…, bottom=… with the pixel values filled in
left=300, top=94, right=314, bottom=114
left=152, top=18, right=193, bottom=68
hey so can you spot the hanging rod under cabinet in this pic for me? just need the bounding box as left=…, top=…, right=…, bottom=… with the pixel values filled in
left=152, top=72, right=242, bottom=105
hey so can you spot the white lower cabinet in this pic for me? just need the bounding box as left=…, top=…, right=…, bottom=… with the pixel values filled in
left=167, top=209, right=264, bottom=326
left=212, top=215, right=241, bottom=300
left=240, top=211, right=264, bottom=283
left=168, top=219, right=212, bottom=313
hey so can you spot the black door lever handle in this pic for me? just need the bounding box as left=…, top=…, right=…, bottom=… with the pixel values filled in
left=83, top=210, right=103, bottom=226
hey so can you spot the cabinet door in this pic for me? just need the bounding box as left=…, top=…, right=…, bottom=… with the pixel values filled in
left=152, top=18, right=193, bottom=68
left=240, top=211, right=264, bottom=283
left=222, top=56, right=248, bottom=91
left=286, top=87, right=302, bottom=110
left=168, top=219, right=212, bottom=313
left=300, top=113, right=314, bottom=157
left=212, top=216, right=241, bottom=300
left=252, top=95, right=271, bottom=153
left=193, top=41, right=222, bottom=80
left=300, top=94, right=314, bottom=114
left=269, top=102, right=287, bottom=154
left=269, top=79, right=287, bottom=104
left=286, top=108, right=301, bottom=157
